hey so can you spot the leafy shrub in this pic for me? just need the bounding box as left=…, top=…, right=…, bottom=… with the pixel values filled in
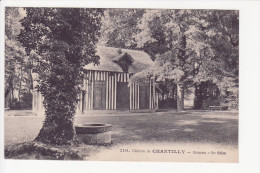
left=201, top=97, right=220, bottom=110
left=10, top=92, right=32, bottom=110
left=158, top=98, right=177, bottom=109
left=21, top=92, right=32, bottom=109
left=10, top=98, right=22, bottom=110
left=220, top=94, right=238, bottom=110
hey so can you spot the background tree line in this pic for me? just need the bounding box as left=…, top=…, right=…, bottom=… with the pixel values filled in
left=5, top=8, right=238, bottom=111
left=5, top=8, right=238, bottom=112
left=5, top=8, right=33, bottom=110
left=100, top=9, right=238, bottom=111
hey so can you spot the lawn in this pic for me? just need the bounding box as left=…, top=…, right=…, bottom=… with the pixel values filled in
left=4, top=110, right=238, bottom=162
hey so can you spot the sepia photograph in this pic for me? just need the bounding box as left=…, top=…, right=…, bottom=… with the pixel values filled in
left=1, top=0, right=260, bottom=173
left=3, top=6, right=240, bottom=163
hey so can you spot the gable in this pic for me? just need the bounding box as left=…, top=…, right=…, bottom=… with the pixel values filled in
left=113, top=52, right=134, bottom=73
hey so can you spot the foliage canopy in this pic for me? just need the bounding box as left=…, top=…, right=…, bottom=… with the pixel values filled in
left=19, top=8, right=104, bottom=145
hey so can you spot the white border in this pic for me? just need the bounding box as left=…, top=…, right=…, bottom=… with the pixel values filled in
left=1, top=1, right=260, bottom=173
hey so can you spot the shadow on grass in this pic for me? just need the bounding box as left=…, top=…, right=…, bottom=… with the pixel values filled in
left=5, top=111, right=238, bottom=147
left=4, top=110, right=238, bottom=160
left=76, top=111, right=238, bottom=147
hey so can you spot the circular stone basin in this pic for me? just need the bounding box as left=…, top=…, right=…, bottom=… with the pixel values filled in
left=75, top=124, right=112, bottom=145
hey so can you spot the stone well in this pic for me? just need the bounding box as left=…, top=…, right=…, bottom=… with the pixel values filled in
left=75, top=123, right=112, bottom=145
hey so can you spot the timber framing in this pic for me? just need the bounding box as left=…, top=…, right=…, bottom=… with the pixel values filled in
left=32, top=46, right=159, bottom=115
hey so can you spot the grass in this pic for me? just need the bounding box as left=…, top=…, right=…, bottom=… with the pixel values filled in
left=76, top=110, right=238, bottom=146
left=4, top=110, right=238, bottom=162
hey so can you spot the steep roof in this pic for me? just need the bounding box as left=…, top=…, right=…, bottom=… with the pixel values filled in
left=84, top=46, right=154, bottom=73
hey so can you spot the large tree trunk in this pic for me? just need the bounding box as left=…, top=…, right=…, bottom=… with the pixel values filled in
left=34, top=72, right=80, bottom=145
left=177, top=82, right=184, bottom=111
left=34, top=91, right=78, bottom=145
left=35, top=116, right=77, bottom=145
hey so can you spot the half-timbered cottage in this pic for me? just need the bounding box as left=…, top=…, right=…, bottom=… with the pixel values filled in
left=32, top=46, right=158, bottom=115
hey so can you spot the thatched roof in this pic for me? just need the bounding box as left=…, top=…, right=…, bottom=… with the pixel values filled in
left=84, top=46, right=154, bottom=73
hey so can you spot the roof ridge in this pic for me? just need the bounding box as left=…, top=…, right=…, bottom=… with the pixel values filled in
left=96, top=45, right=146, bottom=54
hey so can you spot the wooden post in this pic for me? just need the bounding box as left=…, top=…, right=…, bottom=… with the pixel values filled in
left=111, top=75, right=114, bottom=109
left=89, top=72, right=91, bottom=110
left=89, top=81, right=91, bottom=110
left=153, top=77, right=156, bottom=109
left=98, top=71, right=101, bottom=81
left=115, top=73, right=117, bottom=110
left=149, top=78, right=152, bottom=109
left=86, top=80, right=89, bottom=110
left=109, top=74, right=112, bottom=109
left=91, top=81, right=94, bottom=110
left=108, top=74, right=110, bottom=110
left=130, top=82, right=132, bottom=110
left=106, top=72, right=109, bottom=110
left=135, top=83, right=138, bottom=109
left=137, top=84, right=139, bottom=109
left=133, top=83, right=135, bottom=109
left=133, top=83, right=136, bottom=109
left=132, top=83, right=134, bottom=109
left=121, top=73, right=123, bottom=82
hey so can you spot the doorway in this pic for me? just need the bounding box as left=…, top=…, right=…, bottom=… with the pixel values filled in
left=117, top=82, right=130, bottom=110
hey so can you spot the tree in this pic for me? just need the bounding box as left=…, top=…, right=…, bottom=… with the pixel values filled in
left=5, top=7, right=33, bottom=108
left=99, top=9, right=145, bottom=49
left=134, top=9, right=239, bottom=111
left=134, top=9, right=205, bottom=111
left=18, top=8, right=104, bottom=145
left=194, top=81, right=221, bottom=109
left=192, top=10, right=239, bottom=109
